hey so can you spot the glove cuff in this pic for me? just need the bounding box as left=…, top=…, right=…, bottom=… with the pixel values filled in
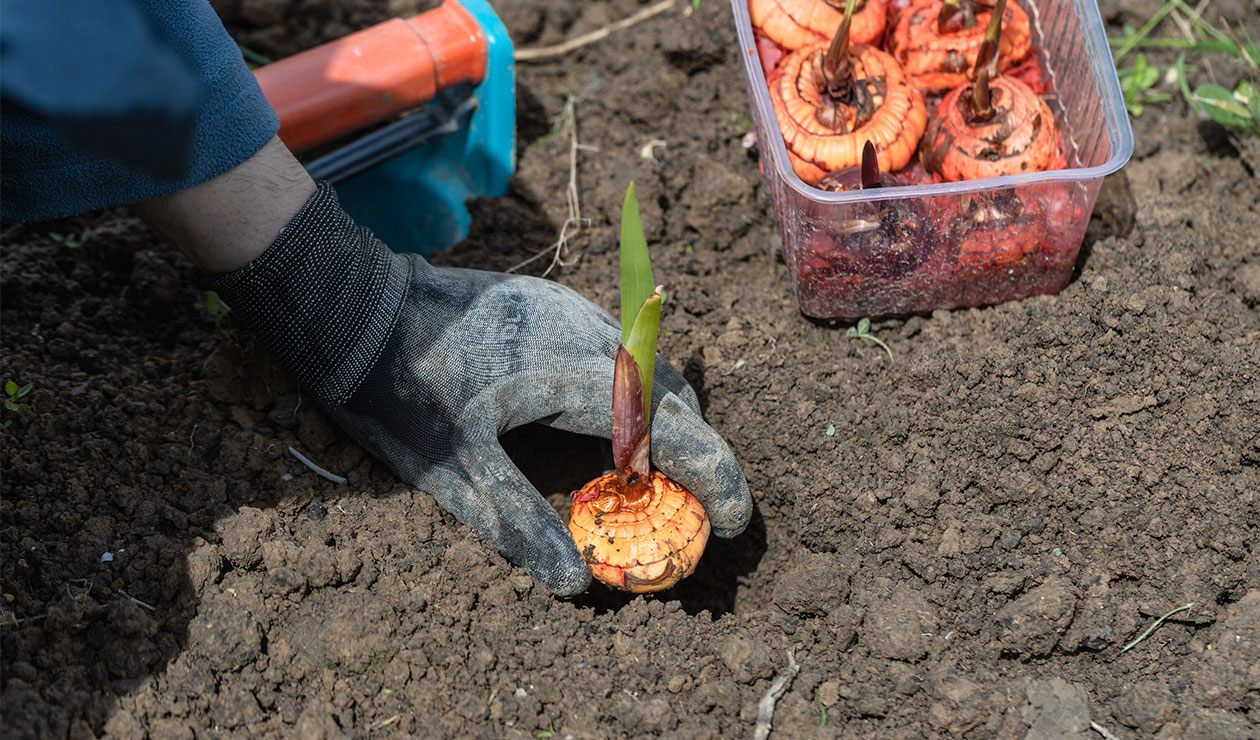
left=200, top=182, right=409, bottom=406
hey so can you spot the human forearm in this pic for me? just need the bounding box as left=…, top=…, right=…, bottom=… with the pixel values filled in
left=132, top=136, right=315, bottom=273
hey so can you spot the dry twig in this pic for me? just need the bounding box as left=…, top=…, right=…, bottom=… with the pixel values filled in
left=753, top=649, right=801, bottom=740
left=119, top=590, right=156, bottom=612
left=368, top=713, right=405, bottom=731
left=288, top=447, right=347, bottom=485
left=1121, top=602, right=1195, bottom=652
left=507, top=95, right=589, bottom=276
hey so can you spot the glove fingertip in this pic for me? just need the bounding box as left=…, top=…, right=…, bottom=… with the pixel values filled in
left=697, top=453, right=753, bottom=538
left=650, top=394, right=753, bottom=538
left=514, top=513, right=593, bottom=597
left=547, top=563, right=594, bottom=598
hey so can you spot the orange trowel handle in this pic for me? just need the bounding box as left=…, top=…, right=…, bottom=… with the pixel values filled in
left=254, top=1, right=487, bottom=154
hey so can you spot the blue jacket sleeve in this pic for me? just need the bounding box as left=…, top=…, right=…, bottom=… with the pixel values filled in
left=0, top=0, right=280, bottom=223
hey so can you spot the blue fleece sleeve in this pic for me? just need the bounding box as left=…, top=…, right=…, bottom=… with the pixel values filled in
left=0, top=0, right=280, bottom=224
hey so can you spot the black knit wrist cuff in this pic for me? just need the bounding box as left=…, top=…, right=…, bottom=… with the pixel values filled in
left=201, top=182, right=409, bottom=406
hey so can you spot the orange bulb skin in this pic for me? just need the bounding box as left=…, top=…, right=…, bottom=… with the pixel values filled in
left=568, top=471, right=710, bottom=594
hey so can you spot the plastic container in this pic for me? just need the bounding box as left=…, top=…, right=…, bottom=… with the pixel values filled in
left=732, top=0, right=1134, bottom=319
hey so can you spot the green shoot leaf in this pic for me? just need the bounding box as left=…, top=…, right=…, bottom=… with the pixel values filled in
left=624, top=291, right=662, bottom=421
left=612, top=183, right=664, bottom=481
left=619, top=183, right=654, bottom=344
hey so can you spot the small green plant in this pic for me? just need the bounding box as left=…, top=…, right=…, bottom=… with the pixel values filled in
left=1118, top=53, right=1172, bottom=117
left=814, top=687, right=828, bottom=726
left=1189, top=79, right=1260, bottom=137
left=845, top=318, right=893, bottom=364
left=1109, top=0, right=1259, bottom=133
left=204, top=291, right=231, bottom=327
left=3, top=381, right=33, bottom=430
left=537, top=719, right=556, bottom=739
left=683, top=244, right=694, bottom=255
left=825, top=424, right=836, bottom=437
left=691, top=0, right=702, bottom=11
left=725, top=110, right=752, bottom=133
left=49, top=227, right=92, bottom=249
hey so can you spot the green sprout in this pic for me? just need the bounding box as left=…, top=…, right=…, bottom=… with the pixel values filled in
left=3, top=381, right=33, bottom=430
left=537, top=719, right=557, bottom=739
left=49, top=227, right=92, bottom=249
left=814, top=687, right=828, bottom=726
left=725, top=111, right=753, bottom=133
left=1118, top=53, right=1172, bottom=117
left=204, top=291, right=231, bottom=328
left=825, top=424, right=836, bottom=437
left=845, top=318, right=893, bottom=364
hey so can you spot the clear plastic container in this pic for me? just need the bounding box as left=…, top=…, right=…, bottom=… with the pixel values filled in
left=732, top=0, right=1134, bottom=319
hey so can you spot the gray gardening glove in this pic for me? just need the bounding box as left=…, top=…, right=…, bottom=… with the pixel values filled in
left=204, top=183, right=752, bottom=596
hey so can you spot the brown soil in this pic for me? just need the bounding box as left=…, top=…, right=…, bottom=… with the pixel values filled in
left=3, top=1, right=1259, bottom=738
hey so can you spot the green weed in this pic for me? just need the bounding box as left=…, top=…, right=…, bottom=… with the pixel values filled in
left=725, top=110, right=753, bottom=133
left=49, top=227, right=92, bottom=249
left=1109, top=0, right=1260, bottom=134
left=1118, top=54, right=1172, bottom=116
left=845, top=318, right=893, bottom=364
left=204, top=291, right=231, bottom=327
left=3, top=381, right=33, bottom=430
left=1190, top=79, right=1260, bottom=137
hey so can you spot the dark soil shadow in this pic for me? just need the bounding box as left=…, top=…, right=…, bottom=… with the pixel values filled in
left=501, top=423, right=609, bottom=497
left=567, top=501, right=769, bottom=618
left=1074, top=169, right=1137, bottom=280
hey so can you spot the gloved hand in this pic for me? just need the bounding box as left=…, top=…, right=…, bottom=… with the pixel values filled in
left=205, top=183, right=752, bottom=596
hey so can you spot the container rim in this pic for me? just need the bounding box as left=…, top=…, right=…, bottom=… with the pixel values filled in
left=729, top=0, right=1136, bottom=204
